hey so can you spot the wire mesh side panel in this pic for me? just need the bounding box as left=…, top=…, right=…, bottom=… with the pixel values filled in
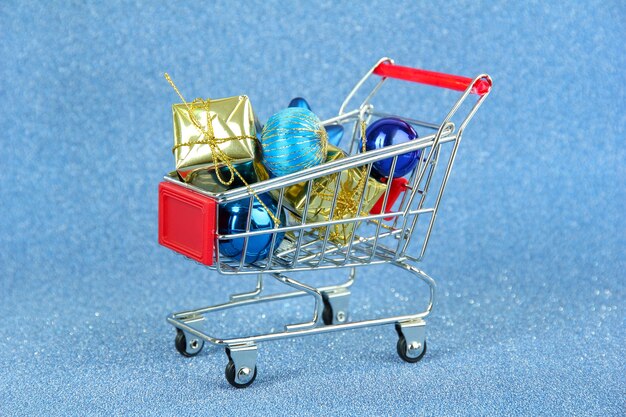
left=214, top=125, right=457, bottom=275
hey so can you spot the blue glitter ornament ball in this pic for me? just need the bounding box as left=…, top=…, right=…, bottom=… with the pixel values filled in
left=288, top=97, right=343, bottom=146
left=260, top=107, right=328, bottom=177
left=218, top=194, right=286, bottom=263
left=365, top=117, right=421, bottom=178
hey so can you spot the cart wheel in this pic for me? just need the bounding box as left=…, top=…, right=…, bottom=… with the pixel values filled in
left=397, top=336, right=427, bottom=363
left=225, top=360, right=257, bottom=388
left=174, top=329, right=204, bottom=357
left=322, top=297, right=334, bottom=325
left=321, top=289, right=350, bottom=325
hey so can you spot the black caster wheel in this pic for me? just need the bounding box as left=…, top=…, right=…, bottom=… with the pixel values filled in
left=397, top=336, right=427, bottom=363
left=225, top=360, right=257, bottom=388
left=174, top=329, right=204, bottom=357
left=321, top=290, right=350, bottom=325
left=322, top=296, right=334, bottom=325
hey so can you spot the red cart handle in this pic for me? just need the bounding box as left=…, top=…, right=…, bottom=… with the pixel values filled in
left=373, top=62, right=491, bottom=96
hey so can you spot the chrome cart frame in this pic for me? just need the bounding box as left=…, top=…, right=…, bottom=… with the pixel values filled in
left=162, top=57, right=492, bottom=387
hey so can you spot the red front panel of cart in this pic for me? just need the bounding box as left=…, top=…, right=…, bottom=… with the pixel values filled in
left=158, top=182, right=216, bottom=266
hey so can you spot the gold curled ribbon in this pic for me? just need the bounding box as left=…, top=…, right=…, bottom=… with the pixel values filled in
left=164, top=73, right=281, bottom=225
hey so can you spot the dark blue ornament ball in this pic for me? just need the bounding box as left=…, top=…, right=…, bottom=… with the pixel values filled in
left=218, top=194, right=285, bottom=263
left=365, top=117, right=420, bottom=178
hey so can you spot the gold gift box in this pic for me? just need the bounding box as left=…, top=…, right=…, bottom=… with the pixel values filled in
left=256, top=145, right=387, bottom=244
left=172, top=95, right=257, bottom=181
left=174, top=160, right=259, bottom=194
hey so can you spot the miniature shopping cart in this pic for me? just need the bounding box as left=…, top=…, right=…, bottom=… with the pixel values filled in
left=158, top=57, right=492, bottom=388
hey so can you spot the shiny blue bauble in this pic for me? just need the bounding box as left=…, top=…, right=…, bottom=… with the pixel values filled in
left=288, top=97, right=312, bottom=110
left=325, top=124, right=344, bottom=147
left=260, top=107, right=327, bottom=177
left=218, top=194, right=286, bottom=263
left=365, top=117, right=420, bottom=178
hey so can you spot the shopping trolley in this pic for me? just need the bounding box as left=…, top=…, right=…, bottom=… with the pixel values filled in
left=159, top=57, right=492, bottom=388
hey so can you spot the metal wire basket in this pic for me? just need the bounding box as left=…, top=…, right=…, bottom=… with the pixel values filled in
left=159, top=57, right=492, bottom=388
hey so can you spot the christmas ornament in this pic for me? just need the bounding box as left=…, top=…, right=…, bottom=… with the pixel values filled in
left=218, top=194, right=286, bottom=263
left=325, top=124, right=344, bottom=147
left=288, top=97, right=343, bottom=146
left=288, top=97, right=312, bottom=110
left=259, top=107, right=328, bottom=177
left=365, top=117, right=421, bottom=178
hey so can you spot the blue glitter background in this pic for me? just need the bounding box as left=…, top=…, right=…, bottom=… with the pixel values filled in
left=1, top=1, right=624, bottom=415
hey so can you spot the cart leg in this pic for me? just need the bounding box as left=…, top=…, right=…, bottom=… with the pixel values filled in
left=173, top=315, right=206, bottom=357
left=321, top=288, right=351, bottom=325
left=271, top=273, right=324, bottom=330
left=225, top=343, right=258, bottom=388
left=395, top=319, right=427, bottom=363
left=229, top=274, right=264, bottom=301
